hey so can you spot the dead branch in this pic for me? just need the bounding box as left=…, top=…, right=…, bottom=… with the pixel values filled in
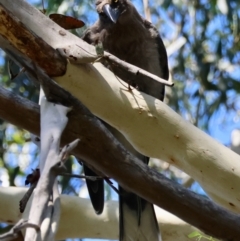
left=24, top=98, right=78, bottom=241
left=58, top=48, right=173, bottom=87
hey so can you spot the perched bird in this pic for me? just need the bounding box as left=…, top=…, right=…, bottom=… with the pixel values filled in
left=82, top=0, right=169, bottom=240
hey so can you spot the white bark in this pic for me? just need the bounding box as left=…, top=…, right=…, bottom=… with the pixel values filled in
left=0, top=186, right=200, bottom=241
left=1, top=0, right=240, bottom=214
left=56, top=62, right=240, bottom=213
left=24, top=99, right=72, bottom=241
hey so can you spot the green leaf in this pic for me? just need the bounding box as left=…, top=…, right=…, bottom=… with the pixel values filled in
left=188, top=231, right=201, bottom=238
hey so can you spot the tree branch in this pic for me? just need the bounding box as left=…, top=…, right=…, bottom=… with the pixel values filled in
left=1, top=0, right=238, bottom=214
left=0, top=81, right=239, bottom=240
left=0, top=186, right=210, bottom=241
left=1, top=0, right=240, bottom=240
left=58, top=47, right=173, bottom=87
left=0, top=2, right=171, bottom=88
left=24, top=99, right=74, bottom=241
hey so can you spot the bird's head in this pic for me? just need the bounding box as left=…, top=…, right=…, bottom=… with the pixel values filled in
left=96, top=0, right=133, bottom=24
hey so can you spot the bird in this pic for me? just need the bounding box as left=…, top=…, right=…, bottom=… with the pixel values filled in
left=82, top=0, right=169, bottom=240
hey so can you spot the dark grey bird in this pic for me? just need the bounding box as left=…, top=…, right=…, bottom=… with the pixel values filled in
left=82, top=0, right=169, bottom=240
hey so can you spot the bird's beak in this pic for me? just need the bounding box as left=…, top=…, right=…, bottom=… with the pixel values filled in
left=102, top=4, right=120, bottom=23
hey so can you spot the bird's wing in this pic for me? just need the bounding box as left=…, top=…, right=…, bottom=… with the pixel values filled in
left=143, top=19, right=169, bottom=82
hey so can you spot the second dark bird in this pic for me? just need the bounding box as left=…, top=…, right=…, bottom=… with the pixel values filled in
left=82, top=0, right=169, bottom=240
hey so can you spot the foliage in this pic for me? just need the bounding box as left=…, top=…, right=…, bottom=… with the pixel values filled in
left=188, top=231, right=217, bottom=240
left=157, top=0, right=240, bottom=132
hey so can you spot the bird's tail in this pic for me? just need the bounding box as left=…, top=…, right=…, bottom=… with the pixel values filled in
left=119, top=186, right=162, bottom=241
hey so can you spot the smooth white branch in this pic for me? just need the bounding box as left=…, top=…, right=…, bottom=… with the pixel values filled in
left=0, top=0, right=240, bottom=214
left=24, top=99, right=72, bottom=241
left=56, top=61, right=240, bottom=213
left=0, top=187, right=200, bottom=241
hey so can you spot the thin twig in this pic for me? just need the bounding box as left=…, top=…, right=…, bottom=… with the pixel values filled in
left=104, top=53, right=173, bottom=87
left=105, top=178, right=119, bottom=195
left=58, top=46, right=173, bottom=88
left=60, top=172, right=103, bottom=181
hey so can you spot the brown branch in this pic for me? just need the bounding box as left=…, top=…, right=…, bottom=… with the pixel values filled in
left=0, top=84, right=240, bottom=240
